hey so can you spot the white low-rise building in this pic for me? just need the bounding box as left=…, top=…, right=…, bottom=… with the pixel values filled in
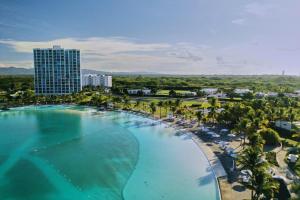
left=127, top=88, right=151, bottom=95
left=183, top=91, right=197, bottom=96
left=82, top=74, right=112, bottom=87
left=201, top=88, right=218, bottom=95
left=100, top=75, right=112, bottom=87
left=256, top=92, right=279, bottom=98
left=207, top=93, right=227, bottom=98
left=268, top=92, right=278, bottom=97
left=256, top=92, right=266, bottom=98
left=234, top=88, right=253, bottom=96
left=284, top=93, right=298, bottom=98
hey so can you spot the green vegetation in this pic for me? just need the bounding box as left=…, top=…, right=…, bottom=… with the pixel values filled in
left=0, top=75, right=33, bottom=92
left=260, top=128, right=281, bottom=146
left=113, top=75, right=300, bottom=92
left=265, top=152, right=279, bottom=167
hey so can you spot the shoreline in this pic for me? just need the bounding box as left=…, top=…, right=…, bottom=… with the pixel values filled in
left=191, top=135, right=226, bottom=200
left=121, top=109, right=225, bottom=200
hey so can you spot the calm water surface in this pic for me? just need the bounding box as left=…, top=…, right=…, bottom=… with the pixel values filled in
left=0, top=105, right=220, bottom=200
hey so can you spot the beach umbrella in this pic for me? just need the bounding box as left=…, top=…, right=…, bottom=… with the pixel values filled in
left=288, top=154, right=299, bottom=163
left=212, top=134, right=220, bottom=138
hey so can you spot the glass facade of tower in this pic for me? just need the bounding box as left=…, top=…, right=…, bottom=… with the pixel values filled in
left=33, top=46, right=81, bottom=95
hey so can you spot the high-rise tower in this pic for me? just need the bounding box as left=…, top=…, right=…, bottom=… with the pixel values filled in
left=33, top=46, right=81, bottom=95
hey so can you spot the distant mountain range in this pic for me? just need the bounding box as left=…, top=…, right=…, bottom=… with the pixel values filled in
left=0, top=67, right=162, bottom=76
left=0, top=67, right=34, bottom=75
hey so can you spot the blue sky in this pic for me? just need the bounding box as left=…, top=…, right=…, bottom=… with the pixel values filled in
left=0, top=0, right=300, bottom=75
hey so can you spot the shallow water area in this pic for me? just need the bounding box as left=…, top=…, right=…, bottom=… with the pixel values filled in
left=0, top=106, right=220, bottom=200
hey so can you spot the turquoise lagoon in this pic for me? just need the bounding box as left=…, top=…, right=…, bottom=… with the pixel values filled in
left=0, top=106, right=220, bottom=200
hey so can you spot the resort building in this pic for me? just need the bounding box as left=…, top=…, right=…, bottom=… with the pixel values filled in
left=100, top=75, right=112, bottom=88
left=82, top=74, right=112, bottom=88
left=200, top=88, right=218, bottom=95
left=127, top=88, right=152, bottom=95
left=33, top=46, right=81, bottom=95
left=268, top=92, right=278, bottom=97
left=207, top=93, right=227, bottom=98
left=234, top=88, right=253, bottom=96
left=184, top=91, right=197, bottom=96
left=255, top=92, right=279, bottom=98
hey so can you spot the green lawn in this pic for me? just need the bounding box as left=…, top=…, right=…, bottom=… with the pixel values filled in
left=156, top=89, right=195, bottom=96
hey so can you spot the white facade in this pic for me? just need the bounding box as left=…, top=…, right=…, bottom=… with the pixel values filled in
left=208, top=93, right=227, bottom=98
left=34, top=46, right=81, bottom=95
left=82, top=74, right=112, bottom=88
left=268, top=92, right=278, bottom=97
left=201, top=88, right=218, bottom=94
left=183, top=91, right=197, bottom=96
left=234, top=89, right=253, bottom=95
left=127, top=89, right=151, bottom=95
left=100, top=75, right=112, bottom=87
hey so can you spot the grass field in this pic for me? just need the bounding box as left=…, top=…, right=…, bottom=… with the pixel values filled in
left=156, top=89, right=195, bottom=96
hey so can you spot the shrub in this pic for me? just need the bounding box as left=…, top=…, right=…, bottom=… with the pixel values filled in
left=265, top=152, right=279, bottom=166
left=260, top=128, right=281, bottom=146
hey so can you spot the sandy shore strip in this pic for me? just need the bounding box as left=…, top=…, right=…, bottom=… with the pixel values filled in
left=191, top=134, right=227, bottom=178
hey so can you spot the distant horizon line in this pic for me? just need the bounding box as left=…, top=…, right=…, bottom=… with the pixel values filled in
left=0, top=66, right=299, bottom=76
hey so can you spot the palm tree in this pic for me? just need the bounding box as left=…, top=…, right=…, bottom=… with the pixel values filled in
left=175, top=98, right=182, bottom=108
left=196, top=110, right=203, bottom=126
left=163, top=101, right=169, bottom=116
left=249, top=169, right=279, bottom=200
left=157, top=101, right=164, bottom=118
left=171, top=106, right=177, bottom=116
left=123, top=95, right=130, bottom=109
left=288, top=108, right=296, bottom=128
left=277, top=108, right=286, bottom=128
left=167, top=100, right=173, bottom=113
left=208, top=106, right=217, bottom=124
left=248, top=133, right=265, bottom=150
left=208, top=97, right=220, bottom=124
left=238, top=147, right=270, bottom=200
left=234, top=118, right=250, bottom=147
left=150, top=102, right=157, bottom=116
left=238, top=147, right=266, bottom=175
left=142, top=102, right=147, bottom=112
left=135, top=100, right=141, bottom=110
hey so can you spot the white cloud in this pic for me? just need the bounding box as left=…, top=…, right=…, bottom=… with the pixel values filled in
left=244, top=2, right=276, bottom=17
left=0, top=37, right=299, bottom=75
left=0, top=60, right=32, bottom=67
left=0, top=37, right=171, bottom=54
left=0, top=37, right=209, bottom=73
left=231, top=18, right=246, bottom=25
